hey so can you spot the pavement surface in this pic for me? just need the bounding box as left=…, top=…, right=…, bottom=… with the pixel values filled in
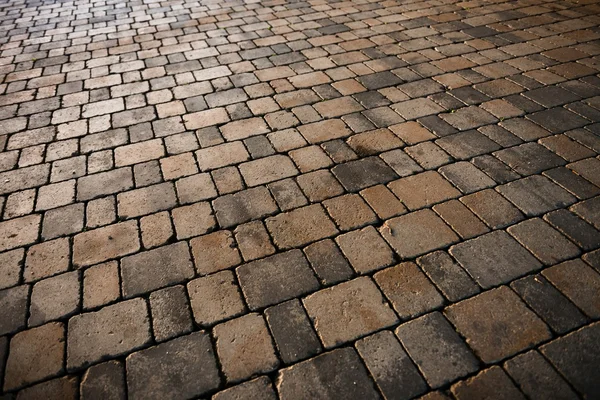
left=1, top=0, right=600, bottom=398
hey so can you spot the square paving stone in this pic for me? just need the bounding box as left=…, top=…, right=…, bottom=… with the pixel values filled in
left=355, top=331, right=427, bottom=400
left=126, top=332, right=220, bottom=400
left=331, top=156, right=398, bottom=192
left=540, top=322, right=600, bottom=397
left=323, top=194, right=377, bottom=231
left=303, top=277, right=398, bottom=348
left=120, top=242, right=195, bottom=298
left=266, top=204, right=339, bottom=249
left=507, top=218, right=580, bottom=265
left=450, top=230, right=542, bottom=288
left=511, top=274, right=587, bottom=335
left=493, top=142, right=566, bottom=176
left=336, top=226, right=395, bottom=274
left=149, top=285, right=193, bottom=342
left=380, top=209, right=459, bottom=259
left=417, top=251, right=480, bottom=302
left=4, top=322, right=65, bottom=391
left=445, top=286, right=551, bottom=363
left=388, top=171, right=461, bottom=210
left=67, top=298, right=151, bottom=370
left=29, top=271, right=80, bottom=326
left=187, top=271, right=245, bottom=326
left=236, top=250, right=320, bottom=310
left=304, top=239, right=354, bottom=285
left=190, top=230, right=242, bottom=275
left=395, top=312, right=479, bottom=389
left=451, top=366, right=526, bottom=400
left=276, top=348, right=380, bottom=400
left=504, top=350, right=579, bottom=400
left=81, top=361, right=126, bottom=400
left=214, top=313, right=279, bottom=383
left=374, top=262, right=445, bottom=319
left=405, top=141, right=453, bottom=170
left=497, top=175, right=576, bottom=216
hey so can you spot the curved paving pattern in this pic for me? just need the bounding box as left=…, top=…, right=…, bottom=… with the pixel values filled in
left=0, top=0, right=600, bottom=398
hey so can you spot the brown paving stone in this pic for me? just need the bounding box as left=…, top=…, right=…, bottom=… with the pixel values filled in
left=0, top=249, right=23, bottom=290
left=73, top=221, right=140, bottom=268
left=213, top=186, right=278, bottom=228
left=83, top=261, right=120, bottom=310
left=81, top=360, right=126, bottom=400
left=24, top=237, right=69, bottom=282
left=451, top=367, right=526, bottom=400
left=188, top=271, right=245, bottom=326
left=336, top=226, right=395, bottom=274
left=388, top=171, right=461, bottom=210
left=266, top=204, right=339, bottom=249
left=0, top=214, right=40, bottom=252
left=29, top=271, right=79, bottom=326
left=213, top=377, right=277, bottom=400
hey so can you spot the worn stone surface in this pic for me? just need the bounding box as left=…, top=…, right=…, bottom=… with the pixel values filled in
left=81, top=361, right=126, bottom=400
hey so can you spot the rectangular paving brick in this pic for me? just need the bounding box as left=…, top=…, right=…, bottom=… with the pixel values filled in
left=213, top=187, right=278, bottom=228
left=73, top=221, right=140, bottom=268
left=266, top=204, right=339, bottom=249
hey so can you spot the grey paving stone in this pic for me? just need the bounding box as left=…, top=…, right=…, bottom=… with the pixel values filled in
left=417, top=251, right=480, bottom=302
left=494, top=142, right=566, bottom=176
left=212, top=376, right=276, bottom=400
left=528, top=107, right=589, bottom=133
left=439, top=161, right=496, bottom=193
left=543, top=166, right=600, bottom=200
left=149, top=285, right=193, bottom=342
left=395, top=312, right=479, bottom=388
left=0, top=285, right=29, bottom=336
left=571, top=196, right=600, bottom=230
left=498, top=175, right=577, bottom=216
left=81, top=361, right=125, bottom=400
left=331, top=156, right=398, bottom=192
left=304, top=239, right=354, bottom=286
left=436, top=130, right=501, bottom=160
left=545, top=209, right=600, bottom=251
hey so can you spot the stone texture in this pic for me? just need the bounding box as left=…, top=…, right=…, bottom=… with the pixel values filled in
left=81, top=361, right=126, bottom=400
left=266, top=204, right=339, bottom=249
left=188, top=271, right=245, bottom=326
left=73, top=221, right=140, bottom=267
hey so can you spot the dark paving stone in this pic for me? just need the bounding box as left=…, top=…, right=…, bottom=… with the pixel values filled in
left=304, top=239, right=354, bottom=286
left=451, top=366, right=526, bottom=400
left=357, top=72, right=403, bottom=90
left=450, top=230, right=542, bottom=289
left=436, top=130, right=501, bottom=160
left=471, top=155, right=521, bottom=184
left=417, top=251, right=479, bottom=302
left=541, top=322, right=600, bottom=397
left=545, top=209, right=600, bottom=251
left=528, top=107, right=589, bottom=133
left=353, top=91, right=390, bottom=108
left=494, top=142, right=566, bottom=175
left=418, top=115, right=459, bottom=137
left=524, top=86, right=581, bottom=108
left=543, top=166, right=600, bottom=200
left=331, top=156, right=398, bottom=192
left=448, top=87, right=491, bottom=105
left=439, top=106, right=498, bottom=131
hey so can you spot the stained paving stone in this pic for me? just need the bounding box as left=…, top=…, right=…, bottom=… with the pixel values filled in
left=436, top=130, right=501, bottom=160
left=540, top=322, right=600, bottom=397
left=405, top=141, right=453, bottom=170
left=439, top=161, right=496, bottom=193
left=356, top=331, right=427, bottom=400
left=303, top=277, right=398, bottom=348
left=237, top=250, right=319, bottom=310
left=527, top=107, right=589, bottom=133
left=149, top=285, right=193, bottom=342
left=445, top=286, right=551, bottom=363
left=276, top=348, right=380, bottom=400
left=213, top=186, right=278, bottom=228
left=510, top=274, right=587, bottom=335
left=395, top=312, right=479, bottom=388
left=497, top=175, right=577, bottom=216
left=433, top=200, right=490, bottom=240
left=304, top=239, right=354, bottom=285
left=265, top=299, right=322, bottom=364
left=451, top=366, right=526, bottom=400
left=81, top=360, right=126, bottom=400
left=417, top=251, right=480, bottom=302
left=29, top=271, right=80, bottom=326
left=440, top=106, right=498, bottom=130
left=331, top=156, right=398, bottom=192
left=127, top=332, right=221, bottom=400
left=67, top=298, right=151, bottom=370
left=543, top=166, right=600, bottom=200
left=504, top=350, right=579, bottom=400
left=0, top=285, right=29, bottom=336
left=450, top=230, right=542, bottom=288
left=460, top=188, right=524, bottom=229
left=494, top=142, right=566, bottom=176
left=214, top=313, right=279, bottom=383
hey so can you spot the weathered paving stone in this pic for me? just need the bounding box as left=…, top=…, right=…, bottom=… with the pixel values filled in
left=336, top=226, right=395, bottom=274
left=323, top=194, right=378, bottom=231
left=540, top=322, right=600, bottom=397
left=0, top=214, right=40, bottom=252
left=331, top=156, right=398, bottom=192
left=67, top=298, right=151, bottom=370
left=77, top=168, right=133, bottom=201
left=451, top=366, right=526, bottom=400
left=149, top=285, right=193, bottom=342
left=381, top=209, right=459, bottom=259
left=117, top=183, right=178, bottom=219
left=237, top=250, right=319, bottom=310
left=417, top=251, right=479, bottom=302
left=4, top=322, right=65, bottom=391
left=544, top=166, right=600, bottom=200
left=239, top=155, right=299, bottom=186
left=450, top=230, right=542, bottom=288
left=571, top=196, right=600, bottom=230
left=213, top=186, right=278, bottom=228
left=24, top=237, right=70, bottom=282
left=303, top=277, right=398, bottom=348
left=433, top=200, right=490, bottom=240
left=297, top=119, right=352, bottom=144
left=234, top=221, right=276, bottom=261
left=265, top=299, right=322, bottom=364
left=187, top=270, right=245, bottom=326
left=493, top=142, right=566, bottom=175
left=29, top=271, right=80, bottom=326
left=15, top=375, right=79, bottom=400
left=0, top=248, right=22, bottom=290
left=121, top=242, right=194, bottom=298
left=542, top=259, right=600, bottom=319
left=544, top=209, right=600, bottom=251
left=356, top=331, right=427, bottom=400
left=504, top=350, right=579, bottom=400
left=511, top=274, right=587, bottom=335
left=375, top=262, right=445, bottom=319
left=73, top=221, right=140, bottom=268
left=388, top=171, right=461, bottom=210
left=190, top=230, right=241, bottom=275
left=460, top=189, right=524, bottom=229
left=445, top=286, right=551, bottom=363
left=266, top=204, right=339, bottom=249
left=276, top=348, right=380, bottom=400
left=127, top=332, right=220, bottom=400
left=0, top=285, right=29, bottom=335
left=395, top=312, right=479, bottom=388
left=213, top=376, right=277, bottom=400
left=438, top=161, right=496, bottom=194
left=304, top=239, right=354, bottom=285
left=80, top=360, right=126, bottom=400
left=214, top=313, right=279, bottom=383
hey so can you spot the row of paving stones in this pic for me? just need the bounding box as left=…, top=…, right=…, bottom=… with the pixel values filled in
left=1, top=0, right=600, bottom=397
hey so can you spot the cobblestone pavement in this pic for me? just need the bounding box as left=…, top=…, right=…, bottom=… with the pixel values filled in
left=1, top=0, right=600, bottom=397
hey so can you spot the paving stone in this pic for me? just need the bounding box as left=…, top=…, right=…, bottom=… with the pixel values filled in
left=77, top=168, right=133, bottom=201
left=439, top=161, right=496, bottom=194
left=540, top=322, right=600, bottom=397
left=212, top=376, right=276, bottom=400
left=276, top=348, right=380, bottom=400
left=405, top=141, right=452, bottom=169
left=304, top=239, right=354, bottom=285
left=417, top=251, right=479, bottom=302
left=127, top=332, right=220, bottom=400
left=569, top=157, right=600, bottom=187
left=356, top=331, right=427, bottom=400
left=392, top=98, right=445, bottom=120
left=171, top=202, right=216, bottom=239
left=24, top=237, right=69, bottom=282
left=381, top=209, right=459, bottom=259
left=266, top=204, right=338, bottom=249
left=188, top=270, right=245, bottom=326
left=117, top=182, right=177, bottom=219
left=331, top=156, right=397, bottom=192
left=81, top=361, right=125, bottom=400
left=544, top=209, right=600, bottom=251
left=237, top=250, right=319, bottom=310
left=510, top=274, right=587, bottom=335
left=540, top=135, right=595, bottom=162
left=234, top=221, right=275, bottom=261
left=494, top=142, right=566, bottom=176
left=213, top=186, right=278, bottom=228
left=395, top=312, right=479, bottom=388
left=451, top=366, right=526, bottom=400
left=268, top=178, right=308, bottom=211
left=498, top=175, right=576, bottom=216
left=297, top=119, right=352, bottom=144
left=471, top=154, right=521, bottom=184
left=336, top=226, right=395, bottom=274
left=4, top=322, right=65, bottom=391
left=571, top=196, right=600, bottom=230
left=214, top=313, right=279, bottom=383
left=504, top=350, right=579, bottom=400
left=446, top=286, right=551, bottom=363
left=73, top=221, right=140, bottom=268
left=450, top=230, right=541, bottom=288
left=196, top=141, right=250, bottom=171
left=500, top=118, right=551, bottom=141
left=83, top=261, right=120, bottom=310
left=15, top=375, right=78, bottom=400
left=0, top=248, right=23, bottom=290
left=358, top=71, right=403, bottom=90
left=265, top=299, right=322, bottom=364
left=433, top=200, right=489, bottom=240
left=543, top=259, right=600, bottom=319
left=149, top=285, right=193, bottom=342
left=303, top=277, right=398, bottom=348
left=528, top=107, right=589, bottom=133
left=375, top=262, right=444, bottom=319
left=543, top=166, right=600, bottom=200
left=440, top=106, right=498, bottom=130
left=0, top=214, right=40, bottom=252
left=67, top=298, right=151, bottom=370
left=460, top=189, right=525, bottom=229
left=121, top=242, right=194, bottom=298
left=29, top=271, right=80, bottom=326
left=42, top=203, right=85, bottom=240
left=239, top=154, right=298, bottom=187
left=0, top=285, right=29, bottom=336
left=388, top=171, right=461, bottom=210
left=323, top=194, right=377, bottom=231
left=359, top=184, right=407, bottom=219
